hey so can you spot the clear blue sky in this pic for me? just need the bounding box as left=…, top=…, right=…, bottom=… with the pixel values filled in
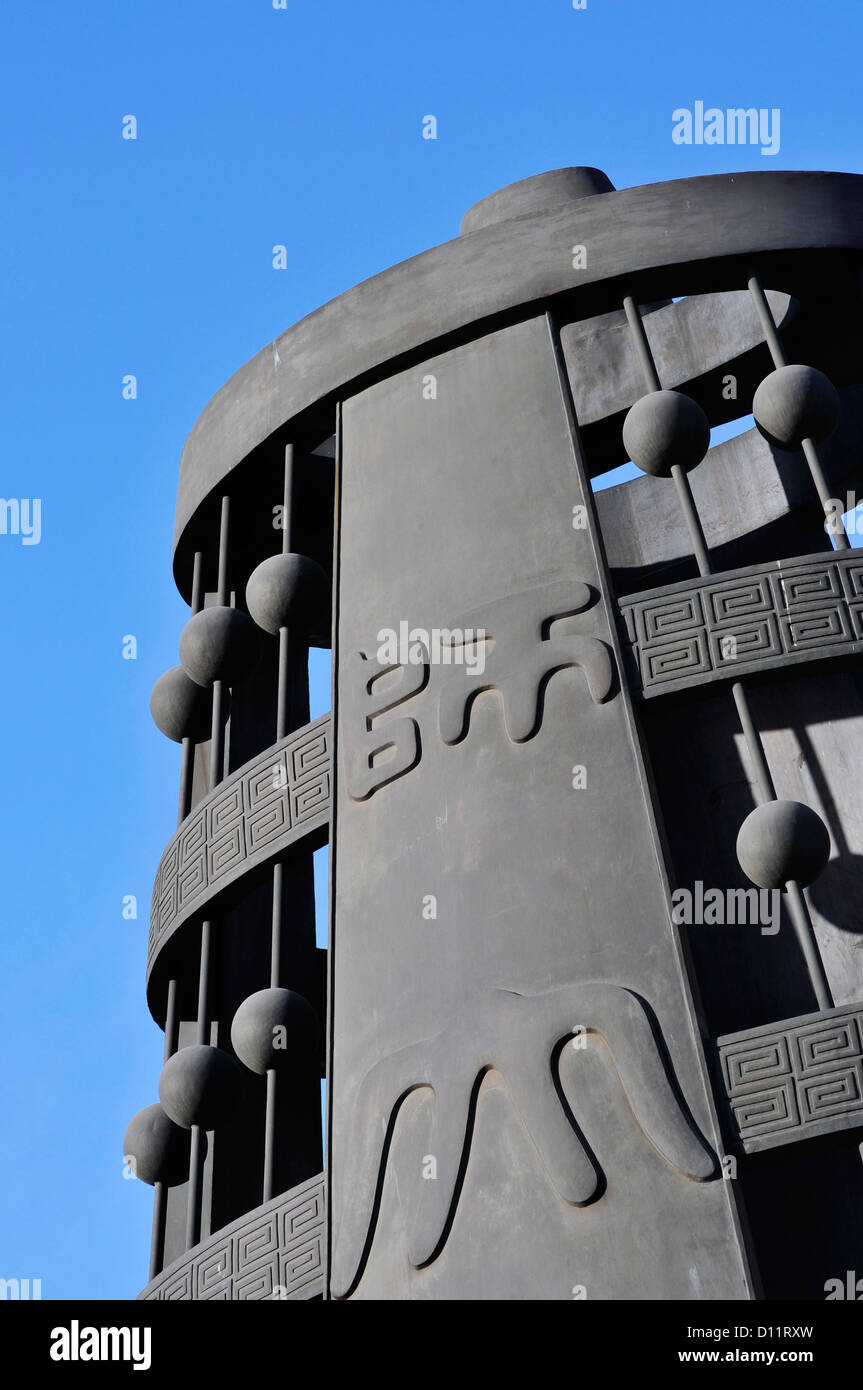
left=1, top=0, right=861, bottom=1300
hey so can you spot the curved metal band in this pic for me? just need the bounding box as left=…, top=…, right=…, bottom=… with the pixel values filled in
left=175, top=171, right=863, bottom=574
left=147, top=714, right=331, bottom=996
left=619, top=551, right=863, bottom=698
left=138, top=1171, right=325, bottom=1300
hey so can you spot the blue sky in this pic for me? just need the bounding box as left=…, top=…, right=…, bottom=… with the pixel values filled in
left=1, top=0, right=861, bottom=1300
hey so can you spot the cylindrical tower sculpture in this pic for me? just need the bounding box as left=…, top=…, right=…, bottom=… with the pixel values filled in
left=127, top=166, right=863, bottom=1300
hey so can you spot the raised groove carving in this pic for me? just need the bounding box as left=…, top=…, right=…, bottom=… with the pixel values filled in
left=139, top=1172, right=325, bottom=1301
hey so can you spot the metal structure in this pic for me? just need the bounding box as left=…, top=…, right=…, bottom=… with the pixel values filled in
left=125, top=166, right=863, bottom=1300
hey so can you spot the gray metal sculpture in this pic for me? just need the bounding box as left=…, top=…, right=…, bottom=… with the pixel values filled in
left=125, top=166, right=863, bottom=1300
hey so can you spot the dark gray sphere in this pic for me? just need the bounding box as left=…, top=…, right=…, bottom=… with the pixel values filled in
left=123, top=1102, right=194, bottom=1186
left=178, top=606, right=260, bottom=688
left=622, top=390, right=710, bottom=477
left=231, top=987, right=318, bottom=1076
left=736, top=799, right=831, bottom=890
left=149, top=665, right=213, bottom=743
left=158, top=1044, right=244, bottom=1130
left=753, top=365, right=840, bottom=449
left=245, top=553, right=330, bottom=638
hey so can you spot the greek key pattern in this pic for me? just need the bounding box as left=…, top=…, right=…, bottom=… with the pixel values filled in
left=139, top=1172, right=325, bottom=1301
left=148, top=715, right=331, bottom=977
left=618, top=553, right=863, bottom=697
left=717, top=1004, right=863, bottom=1153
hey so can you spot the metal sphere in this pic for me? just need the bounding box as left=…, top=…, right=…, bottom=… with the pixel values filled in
left=123, top=1102, right=194, bottom=1187
left=230, top=987, right=319, bottom=1077
left=622, top=390, right=710, bottom=477
left=736, top=799, right=831, bottom=890
left=178, top=606, right=260, bottom=688
left=158, top=1044, right=244, bottom=1130
left=753, top=365, right=840, bottom=449
left=149, top=665, right=213, bottom=743
left=245, top=553, right=330, bottom=638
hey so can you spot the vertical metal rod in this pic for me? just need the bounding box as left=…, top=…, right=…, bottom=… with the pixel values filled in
left=277, top=445, right=295, bottom=741
left=623, top=294, right=662, bottom=392
left=747, top=272, right=787, bottom=369
left=624, top=294, right=712, bottom=574
left=186, top=920, right=213, bottom=1251
left=177, top=742, right=195, bottom=826
left=731, top=683, right=776, bottom=803
left=732, top=682, right=833, bottom=1008
left=185, top=1128, right=204, bottom=1249
left=748, top=271, right=849, bottom=550
left=149, top=1186, right=166, bottom=1283
left=164, top=977, right=179, bottom=1059
left=186, top=507, right=230, bottom=1253
left=282, top=443, right=294, bottom=555
left=785, top=883, right=834, bottom=1010
left=149, top=981, right=180, bottom=1281
left=177, top=553, right=203, bottom=828
left=209, top=684, right=225, bottom=786
left=277, top=633, right=291, bottom=743
left=271, top=865, right=284, bottom=992
left=209, top=503, right=232, bottom=788
left=216, top=496, right=231, bottom=604
left=263, top=1068, right=278, bottom=1204
left=264, top=446, right=296, bottom=1202
left=671, top=465, right=713, bottom=577
left=196, top=923, right=213, bottom=1046
left=802, top=438, right=850, bottom=549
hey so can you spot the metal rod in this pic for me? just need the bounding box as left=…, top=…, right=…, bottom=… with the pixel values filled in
left=196, top=922, right=212, bottom=1046
left=732, top=682, right=832, bottom=1008
left=186, top=920, right=213, bottom=1250
left=185, top=1127, right=205, bottom=1249
left=164, top=978, right=179, bottom=1060
left=802, top=438, right=850, bottom=550
left=731, top=683, right=776, bottom=803
left=623, top=294, right=662, bottom=392
left=624, top=294, right=713, bottom=574
left=749, top=272, right=849, bottom=550
left=216, top=496, right=231, bottom=605
left=177, top=741, right=194, bottom=826
left=283, top=444, right=294, bottom=555
left=149, top=978, right=181, bottom=1280
left=671, top=464, right=713, bottom=577
left=186, top=508, right=230, bottom=1253
left=190, top=549, right=204, bottom=615
left=263, top=1069, right=278, bottom=1203
left=785, top=881, right=834, bottom=1010
left=208, top=508, right=232, bottom=788
left=177, top=553, right=203, bottom=828
left=263, top=446, right=298, bottom=1202
left=271, top=865, right=284, bottom=991
left=747, top=271, right=787, bottom=369
left=209, top=683, right=224, bottom=786
left=149, top=1183, right=166, bottom=1282
left=277, top=631, right=291, bottom=742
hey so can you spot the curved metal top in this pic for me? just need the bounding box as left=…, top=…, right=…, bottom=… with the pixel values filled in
left=173, top=169, right=863, bottom=577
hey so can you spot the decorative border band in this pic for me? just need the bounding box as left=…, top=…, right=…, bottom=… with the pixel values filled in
left=138, top=1172, right=325, bottom=1300
left=147, top=715, right=331, bottom=981
left=618, top=552, right=863, bottom=698
left=716, top=1003, right=863, bottom=1153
